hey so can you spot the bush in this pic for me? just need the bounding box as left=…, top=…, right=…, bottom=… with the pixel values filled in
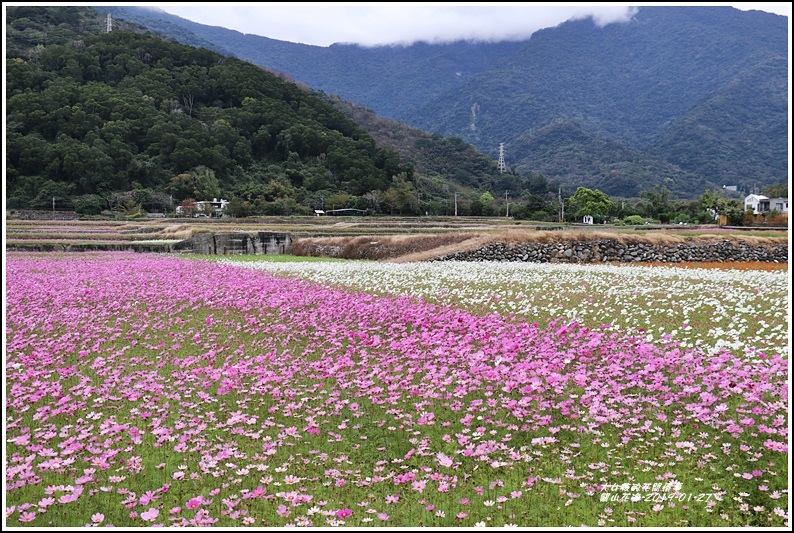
left=73, top=194, right=105, bottom=216
left=623, top=215, right=644, bottom=225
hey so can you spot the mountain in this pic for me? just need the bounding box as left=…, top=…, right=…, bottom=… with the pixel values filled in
left=96, top=5, right=788, bottom=199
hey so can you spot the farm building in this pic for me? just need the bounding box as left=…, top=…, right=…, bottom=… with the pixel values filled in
left=744, top=194, right=789, bottom=215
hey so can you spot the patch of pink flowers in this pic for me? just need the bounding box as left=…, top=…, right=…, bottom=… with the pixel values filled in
left=4, top=253, right=789, bottom=527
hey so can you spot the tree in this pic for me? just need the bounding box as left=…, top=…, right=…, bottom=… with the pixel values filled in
left=167, top=166, right=221, bottom=201
left=179, top=198, right=198, bottom=217
left=225, top=197, right=252, bottom=218
left=73, top=194, right=104, bottom=215
left=479, top=191, right=496, bottom=216
left=363, top=190, right=382, bottom=212
left=699, top=189, right=744, bottom=225
left=641, top=185, right=673, bottom=222
left=568, top=187, right=615, bottom=223
left=762, top=182, right=788, bottom=198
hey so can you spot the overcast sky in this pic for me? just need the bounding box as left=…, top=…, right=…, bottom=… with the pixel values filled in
left=149, top=2, right=792, bottom=47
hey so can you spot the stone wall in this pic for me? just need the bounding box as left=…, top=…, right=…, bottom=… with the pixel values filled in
left=172, top=232, right=291, bottom=255
left=433, top=238, right=788, bottom=263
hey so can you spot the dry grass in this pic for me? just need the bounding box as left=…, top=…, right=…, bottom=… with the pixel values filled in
left=290, top=229, right=787, bottom=261
left=155, top=224, right=197, bottom=241
left=289, top=232, right=479, bottom=260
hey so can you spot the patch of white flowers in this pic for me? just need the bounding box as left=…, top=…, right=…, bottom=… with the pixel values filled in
left=221, top=259, right=789, bottom=358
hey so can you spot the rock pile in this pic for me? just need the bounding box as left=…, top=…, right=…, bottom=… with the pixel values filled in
left=434, top=238, right=788, bottom=263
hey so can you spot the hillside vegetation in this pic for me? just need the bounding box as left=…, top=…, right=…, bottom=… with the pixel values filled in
left=5, top=7, right=409, bottom=214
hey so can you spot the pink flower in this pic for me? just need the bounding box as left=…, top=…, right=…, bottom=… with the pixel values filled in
left=37, top=498, right=55, bottom=509
left=186, top=497, right=202, bottom=510
left=436, top=452, right=454, bottom=468
left=336, top=508, right=352, bottom=519
left=19, top=511, right=36, bottom=523
left=91, top=513, right=104, bottom=523
left=378, top=513, right=389, bottom=521
left=141, top=508, right=160, bottom=522
left=58, top=493, right=78, bottom=504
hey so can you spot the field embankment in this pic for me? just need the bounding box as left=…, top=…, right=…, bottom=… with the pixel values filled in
left=289, top=229, right=789, bottom=264
left=4, top=217, right=789, bottom=263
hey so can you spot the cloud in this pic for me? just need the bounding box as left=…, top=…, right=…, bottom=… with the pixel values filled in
left=158, top=4, right=643, bottom=47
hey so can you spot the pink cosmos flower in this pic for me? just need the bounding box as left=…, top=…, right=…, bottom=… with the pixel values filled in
left=91, top=513, right=104, bottom=523
left=186, top=497, right=202, bottom=510
left=19, top=511, right=36, bottom=523
left=37, top=498, right=55, bottom=509
left=141, top=508, right=160, bottom=522
left=436, top=452, right=454, bottom=467
left=58, top=493, right=79, bottom=504
left=336, top=508, right=352, bottom=518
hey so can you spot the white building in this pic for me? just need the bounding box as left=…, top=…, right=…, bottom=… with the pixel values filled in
left=176, top=198, right=229, bottom=217
left=744, top=194, right=789, bottom=215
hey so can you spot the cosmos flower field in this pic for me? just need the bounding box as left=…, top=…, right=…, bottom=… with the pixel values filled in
left=4, top=252, right=789, bottom=527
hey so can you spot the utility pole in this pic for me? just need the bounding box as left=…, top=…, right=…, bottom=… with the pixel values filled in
left=454, top=192, right=458, bottom=217
left=107, top=13, right=112, bottom=33
left=559, top=187, right=564, bottom=223
left=52, top=197, right=55, bottom=214
left=505, top=191, right=509, bottom=218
